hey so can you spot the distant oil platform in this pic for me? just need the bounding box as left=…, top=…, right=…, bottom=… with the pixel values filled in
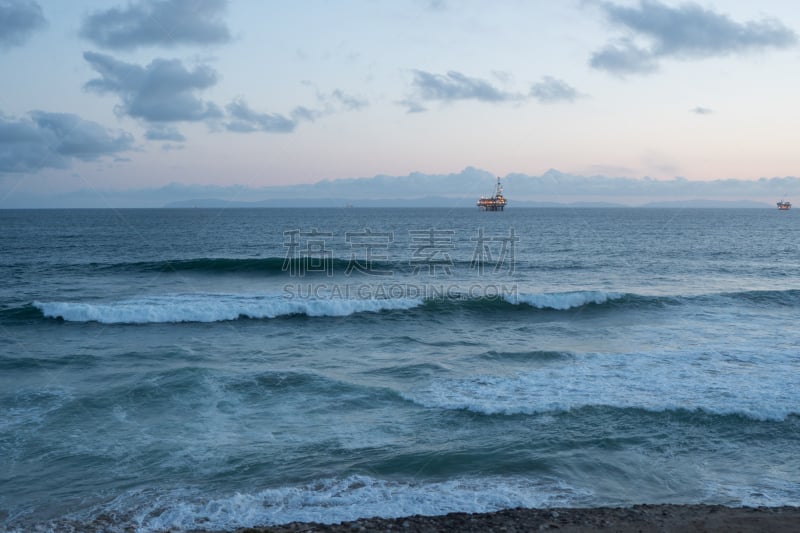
left=477, top=176, right=507, bottom=211
left=777, top=199, right=791, bottom=210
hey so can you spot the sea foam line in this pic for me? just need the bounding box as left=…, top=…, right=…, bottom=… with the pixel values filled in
left=59, top=475, right=590, bottom=533
left=403, top=351, right=800, bottom=421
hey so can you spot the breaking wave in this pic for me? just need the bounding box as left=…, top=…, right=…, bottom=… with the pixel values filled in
left=20, top=288, right=800, bottom=324
left=33, top=294, right=423, bottom=324
left=505, top=290, right=624, bottom=309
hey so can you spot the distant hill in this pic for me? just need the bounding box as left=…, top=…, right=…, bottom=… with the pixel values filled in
left=641, top=199, right=772, bottom=208
left=164, top=196, right=478, bottom=208
left=163, top=197, right=632, bottom=208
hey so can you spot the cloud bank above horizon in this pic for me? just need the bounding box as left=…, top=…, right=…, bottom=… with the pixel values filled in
left=3, top=167, right=795, bottom=208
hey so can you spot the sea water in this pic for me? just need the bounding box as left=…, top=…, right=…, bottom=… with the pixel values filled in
left=1, top=207, right=798, bottom=531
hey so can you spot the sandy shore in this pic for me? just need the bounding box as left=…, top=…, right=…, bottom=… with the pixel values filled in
left=233, top=505, right=800, bottom=532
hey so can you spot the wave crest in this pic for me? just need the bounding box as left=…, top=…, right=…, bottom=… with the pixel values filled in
left=34, top=294, right=423, bottom=324
left=505, top=291, right=624, bottom=310
left=26, top=288, right=800, bottom=325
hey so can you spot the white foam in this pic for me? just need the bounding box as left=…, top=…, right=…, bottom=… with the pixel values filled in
left=701, top=477, right=800, bottom=507
left=403, top=351, right=800, bottom=421
left=111, top=475, right=591, bottom=532
left=33, top=294, right=423, bottom=324
left=12, top=474, right=800, bottom=533
left=504, top=291, right=624, bottom=310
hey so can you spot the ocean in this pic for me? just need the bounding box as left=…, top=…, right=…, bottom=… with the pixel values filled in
left=1, top=207, right=798, bottom=532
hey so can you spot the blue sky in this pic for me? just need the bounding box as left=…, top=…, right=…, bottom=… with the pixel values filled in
left=1, top=0, right=799, bottom=205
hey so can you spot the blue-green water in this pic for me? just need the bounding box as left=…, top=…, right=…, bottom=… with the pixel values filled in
left=1, top=208, right=799, bottom=531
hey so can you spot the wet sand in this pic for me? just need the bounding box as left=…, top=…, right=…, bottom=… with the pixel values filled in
left=234, top=505, right=800, bottom=532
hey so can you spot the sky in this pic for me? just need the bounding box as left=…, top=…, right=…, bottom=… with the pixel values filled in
left=1, top=0, right=799, bottom=206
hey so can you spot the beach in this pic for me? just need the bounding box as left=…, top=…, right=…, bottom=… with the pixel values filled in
left=239, top=505, right=800, bottom=532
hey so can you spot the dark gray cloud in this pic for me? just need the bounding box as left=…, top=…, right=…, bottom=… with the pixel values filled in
left=0, top=111, right=133, bottom=173
left=145, top=125, right=186, bottom=141
left=225, top=99, right=297, bottom=133
left=0, top=0, right=46, bottom=49
left=83, top=52, right=364, bottom=137
left=80, top=0, right=230, bottom=50
left=299, top=82, right=370, bottom=113
left=590, top=39, right=659, bottom=75
left=691, top=106, right=713, bottom=115
left=287, top=106, right=321, bottom=123
left=83, top=52, right=222, bottom=124
left=224, top=90, right=366, bottom=134
left=404, top=70, right=580, bottom=111
left=530, top=76, right=581, bottom=103
left=591, top=0, right=797, bottom=75
left=402, top=70, right=522, bottom=112
left=330, top=89, right=368, bottom=111
left=397, top=98, right=427, bottom=113
left=413, top=70, right=517, bottom=102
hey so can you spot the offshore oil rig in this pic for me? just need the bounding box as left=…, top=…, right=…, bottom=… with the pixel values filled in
left=477, top=176, right=507, bottom=211
left=777, top=199, right=791, bottom=210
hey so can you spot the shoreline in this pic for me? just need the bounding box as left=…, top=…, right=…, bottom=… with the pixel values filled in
left=234, top=505, right=800, bottom=532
